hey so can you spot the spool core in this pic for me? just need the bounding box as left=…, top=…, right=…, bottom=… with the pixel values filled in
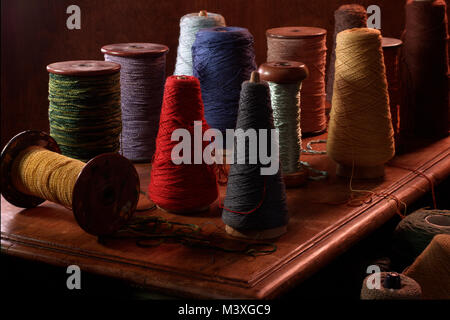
left=425, top=214, right=450, bottom=229
left=383, top=272, right=402, bottom=289
left=1, top=131, right=140, bottom=236
left=199, top=10, right=207, bottom=16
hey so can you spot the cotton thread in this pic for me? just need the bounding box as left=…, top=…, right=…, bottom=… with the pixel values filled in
left=267, top=27, right=327, bottom=134
left=192, top=27, right=256, bottom=134
left=48, top=72, right=121, bottom=161
left=269, top=82, right=302, bottom=174
left=326, top=4, right=368, bottom=103
left=11, top=147, right=85, bottom=208
left=174, top=11, right=226, bottom=76
left=104, top=47, right=167, bottom=162
left=222, top=80, right=289, bottom=232
left=327, top=28, right=395, bottom=169
left=148, top=76, right=218, bottom=212
left=400, top=0, right=449, bottom=139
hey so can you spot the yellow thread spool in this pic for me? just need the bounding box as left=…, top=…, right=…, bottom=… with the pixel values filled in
left=1, top=131, right=140, bottom=236
left=327, top=28, right=395, bottom=179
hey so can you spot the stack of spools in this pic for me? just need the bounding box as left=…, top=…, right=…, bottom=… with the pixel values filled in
left=47, top=60, right=122, bottom=162
left=102, top=43, right=169, bottom=162
left=400, top=0, right=449, bottom=140
left=326, top=4, right=367, bottom=105
left=222, top=72, right=289, bottom=240
left=174, top=10, right=226, bottom=76
left=266, top=27, right=327, bottom=135
left=259, top=61, right=309, bottom=187
left=149, top=75, right=218, bottom=213
left=327, top=28, right=395, bottom=179
left=192, top=26, right=256, bottom=136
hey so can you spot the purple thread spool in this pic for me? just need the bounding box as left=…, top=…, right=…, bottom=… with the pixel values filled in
left=102, top=43, right=169, bottom=162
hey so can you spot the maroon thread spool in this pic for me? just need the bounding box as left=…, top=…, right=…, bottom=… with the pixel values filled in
left=382, top=37, right=403, bottom=142
left=266, top=27, right=328, bottom=136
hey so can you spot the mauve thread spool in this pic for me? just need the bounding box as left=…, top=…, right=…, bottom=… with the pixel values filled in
left=267, top=27, right=327, bottom=136
left=382, top=37, right=403, bottom=140
left=326, top=4, right=368, bottom=104
left=400, top=0, right=449, bottom=140
left=102, top=43, right=169, bottom=162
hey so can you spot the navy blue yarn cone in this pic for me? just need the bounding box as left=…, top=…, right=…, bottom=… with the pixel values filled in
left=192, top=26, right=256, bottom=135
left=221, top=80, right=289, bottom=231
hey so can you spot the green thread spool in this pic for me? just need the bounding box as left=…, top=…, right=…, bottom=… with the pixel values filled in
left=259, top=61, right=309, bottom=187
left=47, top=60, right=122, bottom=161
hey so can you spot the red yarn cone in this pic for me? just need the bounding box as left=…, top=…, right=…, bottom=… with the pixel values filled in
left=149, top=76, right=218, bottom=212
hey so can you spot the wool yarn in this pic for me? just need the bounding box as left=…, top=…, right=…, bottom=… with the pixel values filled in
left=148, top=76, right=218, bottom=213
left=221, top=78, right=289, bottom=235
left=361, top=272, right=422, bottom=300
left=192, top=27, right=256, bottom=134
left=382, top=37, right=403, bottom=137
left=103, top=43, right=169, bottom=162
left=266, top=27, right=327, bottom=134
left=327, top=28, right=395, bottom=172
left=47, top=61, right=121, bottom=162
left=11, top=147, right=84, bottom=208
left=326, top=4, right=368, bottom=103
left=392, top=209, right=450, bottom=268
left=404, top=234, right=450, bottom=300
left=174, top=11, right=226, bottom=76
left=400, top=0, right=449, bottom=139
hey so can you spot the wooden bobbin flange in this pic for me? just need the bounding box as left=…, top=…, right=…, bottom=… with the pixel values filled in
left=266, top=26, right=327, bottom=39
left=101, top=43, right=169, bottom=58
left=47, top=60, right=120, bottom=76
left=259, top=61, right=309, bottom=188
left=0, top=131, right=140, bottom=236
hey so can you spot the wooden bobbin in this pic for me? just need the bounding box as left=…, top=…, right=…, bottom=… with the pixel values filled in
left=0, top=131, right=140, bottom=236
left=266, top=27, right=328, bottom=137
left=199, top=10, right=207, bottom=16
left=259, top=61, right=309, bottom=188
left=101, top=43, right=169, bottom=58
left=225, top=71, right=287, bottom=240
left=47, top=60, right=120, bottom=76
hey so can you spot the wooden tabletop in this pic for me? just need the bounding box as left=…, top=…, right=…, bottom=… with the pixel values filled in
left=1, top=135, right=449, bottom=299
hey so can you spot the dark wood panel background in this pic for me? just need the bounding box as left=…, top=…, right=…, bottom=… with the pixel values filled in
left=1, top=0, right=405, bottom=147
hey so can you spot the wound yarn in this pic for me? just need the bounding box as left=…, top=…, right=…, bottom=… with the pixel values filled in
left=400, top=0, right=449, bottom=139
left=104, top=45, right=168, bottom=162
left=360, top=272, right=422, bottom=300
left=148, top=76, right=218, bottom=212
left=174, top=11, right=226, bottom=76
left=404, top=234, right=450, bottom=300
left=192, top=27, right=257, bottom=134
left=48, top=72, right=121, bottom=162
left=392, top=209, right=450, bottom=269
left=269, top=82, right=302, bottom=174
left=11, top=147, right=85, bottom=208
left=221, top=80, right=289, bottom=231
left=267, top=27, right=327, bottom=134
left=382, top=37, right=403, bottom=138
left=327, top=28, right=395, bottom=168
left=326, top=4, right=368, bottom=103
